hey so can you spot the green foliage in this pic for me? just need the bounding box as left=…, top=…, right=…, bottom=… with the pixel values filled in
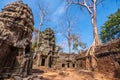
left=73, top=40, right=87, bottom=51
left=100, top=9, right=120, bottom=43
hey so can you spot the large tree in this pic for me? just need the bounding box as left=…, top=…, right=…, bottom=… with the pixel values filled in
left=66, top=0, right=103, bottom=71
left=100, top=9, right=120, bottom=43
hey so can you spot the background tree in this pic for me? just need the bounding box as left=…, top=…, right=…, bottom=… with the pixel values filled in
left=100, top=9, right=120, bottom=43
left=35, top=0, right=48, bottom=48
left=60, top=15, right=78, bottom=54
left=72, top=34, right=87, bottom=53
left=32, top=28, right=39, bottom=51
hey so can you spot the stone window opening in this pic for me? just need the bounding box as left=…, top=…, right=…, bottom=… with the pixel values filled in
left=67, top=63, right=69, bottom=68
left=73, top=64, right=75, bottom=68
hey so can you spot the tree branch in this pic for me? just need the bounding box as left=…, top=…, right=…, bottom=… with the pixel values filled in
left=69, top=0, right=93, bottom=15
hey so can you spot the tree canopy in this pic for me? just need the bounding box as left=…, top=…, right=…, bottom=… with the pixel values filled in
left=100, top=9, right=120, bottom=43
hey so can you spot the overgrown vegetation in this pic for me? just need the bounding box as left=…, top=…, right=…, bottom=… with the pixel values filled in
left=100, top=9, right=120, bottom=43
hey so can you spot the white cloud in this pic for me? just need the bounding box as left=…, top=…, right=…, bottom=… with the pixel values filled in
left=52, top=2, right=66, bottom=22
left=53, top=2, right=66, bottom=16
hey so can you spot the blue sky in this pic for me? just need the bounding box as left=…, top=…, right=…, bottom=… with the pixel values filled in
left=0, top=0, right=120, bottom=53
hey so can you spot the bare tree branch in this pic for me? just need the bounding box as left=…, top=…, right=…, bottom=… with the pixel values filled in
left=96, top=0, right=104, bottom=5
left=66, top=0, right=93, bottom=15
left=35, top=0, right=48, bottom=28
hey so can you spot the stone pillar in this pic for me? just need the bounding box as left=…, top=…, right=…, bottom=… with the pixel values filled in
left=65, top=63, right=67, bottom=68
left=37, top=53, right=40, bottom=67
left=74, top=63, right=76, bottom=68
left=71, top=63, right=73, bottom=68
left=39, top=55, right=42, bottom=66
left=45, top=56, right=50, bottom=68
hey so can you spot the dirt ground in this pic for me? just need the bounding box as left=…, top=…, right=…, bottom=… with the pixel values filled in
left=24, top=67, right=120, bottom=80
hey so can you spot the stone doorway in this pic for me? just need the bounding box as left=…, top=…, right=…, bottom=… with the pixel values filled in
left=41, top=58, right=46, bottom=66
left=67, top=63, right=69, bottom=68
left=62, top=64, right=65, bottom=67
left=118, top=61, right=120, bottom=66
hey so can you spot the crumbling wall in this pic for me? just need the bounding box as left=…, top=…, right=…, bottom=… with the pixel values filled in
left=55, top=53, right=77, bottom=69
left=96, top=38, right=120, bottom=78
left=76, top=38, right=120, bottom=78
left=0, top=1, right=34, bottom=77
left=97, top=56, right=115, bottom=74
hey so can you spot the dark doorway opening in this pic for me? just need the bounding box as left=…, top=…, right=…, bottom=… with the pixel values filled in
left=62, top=64, right=65, bottom=67
left=67, top=63, right=69, bottom=68
left=25, top=45, right=30, bottom=54
left=73, top=64, right=75, bottom=67
left=118, top=61, right=120, bottom=65
left=41, top=58, right=45, bottom=66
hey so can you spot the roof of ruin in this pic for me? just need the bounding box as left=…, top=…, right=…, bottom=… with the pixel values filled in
left=0, top=1, right=34, bottom=47
left=0, top=1, right=34, bottom=31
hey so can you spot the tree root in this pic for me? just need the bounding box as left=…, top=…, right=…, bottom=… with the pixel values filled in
left=85, top=40, right=98, bottom=71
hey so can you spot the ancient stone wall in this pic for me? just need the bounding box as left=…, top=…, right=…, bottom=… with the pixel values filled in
left=55, top=53, right=77, bottom=69
left=0, top=1, right=34, bottom=78
left=76, top=38, right=120, bottom=78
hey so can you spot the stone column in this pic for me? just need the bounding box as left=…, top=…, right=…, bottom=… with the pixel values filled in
left=70, top=63, right=72, bottom=68
left=39, top=55, right=42, bottom=66
left=37, top=53, right=40, bottom=67
left=65, top=63, right=67, bottom=68
left=45, top=56, right=50, bottom=68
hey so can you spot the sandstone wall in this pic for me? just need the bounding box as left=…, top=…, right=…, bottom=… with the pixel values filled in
left=0, top=1, right=34, bottom=77
left=55, top=53, right=77, bottom=69
left=76, top=38, right=120, bottom=78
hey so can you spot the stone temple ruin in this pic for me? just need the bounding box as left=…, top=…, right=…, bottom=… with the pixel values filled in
left=36, top=28, right=58, bottom=68
left=0, top=1, right=34, bottom=78
left=36, top=28, right=77, bottom=69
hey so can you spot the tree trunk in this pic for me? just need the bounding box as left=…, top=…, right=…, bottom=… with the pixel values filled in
left=68, top=38, right=71, bottom=54
left=36, top=24, right=42, bottom=67
left=86, top=0, right=101, bottom=71
left=92, top=0, right=100, bottom=46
